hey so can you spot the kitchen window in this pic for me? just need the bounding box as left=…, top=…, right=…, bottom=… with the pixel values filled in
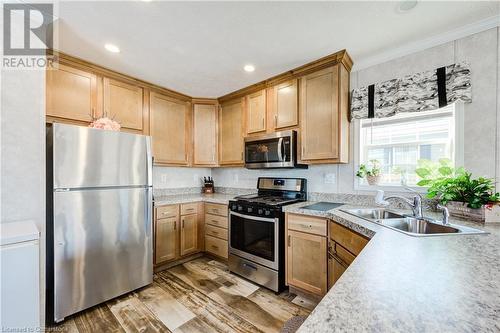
left=355, top=103, right=464, bottom=188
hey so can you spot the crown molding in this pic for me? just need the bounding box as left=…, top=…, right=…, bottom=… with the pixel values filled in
left=353, top=14, right=500, bottom=72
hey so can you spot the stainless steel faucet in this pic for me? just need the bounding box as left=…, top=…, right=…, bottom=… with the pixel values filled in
left=436, top=204, right=450, bottom=225
left=379, top=187, right=424, bottom=218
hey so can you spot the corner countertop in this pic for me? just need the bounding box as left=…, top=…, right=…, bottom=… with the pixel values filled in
left=283, top=202, right=500, bottom=333
left=153, top=193, right=237, bottom=206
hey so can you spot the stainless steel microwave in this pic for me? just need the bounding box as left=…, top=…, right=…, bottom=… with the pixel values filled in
left=244, top=130, right=307, bottom=169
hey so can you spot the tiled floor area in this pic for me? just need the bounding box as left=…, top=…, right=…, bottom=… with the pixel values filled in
left=50, top=257, right=316, bottom=332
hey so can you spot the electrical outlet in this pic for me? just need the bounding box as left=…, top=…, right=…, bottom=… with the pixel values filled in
left=161, top=174, right=168, bottom=184
left=324, top=173, right=336, bottom=184
left=233, top=173, right=239, bottom=183
left=193, top=174, right=199, bottom=183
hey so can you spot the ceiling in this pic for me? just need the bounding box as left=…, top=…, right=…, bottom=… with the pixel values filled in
left=55, top=1, right=499, bottom=97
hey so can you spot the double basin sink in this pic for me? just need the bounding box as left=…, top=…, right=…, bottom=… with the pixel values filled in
left=341, top=208, right=486, bottom=237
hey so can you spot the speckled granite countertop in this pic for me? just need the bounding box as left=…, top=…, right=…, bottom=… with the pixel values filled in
left=154, top=193, right=237, bottom=206
left=283, top=201, right=500, bottom=333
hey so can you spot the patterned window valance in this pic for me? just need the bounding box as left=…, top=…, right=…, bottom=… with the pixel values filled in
left=350, top=62, right=472, bottom=120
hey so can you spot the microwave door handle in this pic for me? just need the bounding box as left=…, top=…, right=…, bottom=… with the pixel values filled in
left=277, top=138, right=284, bottom=161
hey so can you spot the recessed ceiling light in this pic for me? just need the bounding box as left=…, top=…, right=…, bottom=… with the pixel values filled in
left=397, top=0, right=418, bottom=13
left=244, top=64, right=255, bottom=72
left=104, top=43, right=120, bottom=53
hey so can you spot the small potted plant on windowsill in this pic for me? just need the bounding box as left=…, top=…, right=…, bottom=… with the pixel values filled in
left=416, top=159, right=500, bottom=222
left=356, top=159, right=382, bottom=186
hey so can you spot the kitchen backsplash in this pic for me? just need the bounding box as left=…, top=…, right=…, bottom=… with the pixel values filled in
left=153, top=166, right=211, bottom=189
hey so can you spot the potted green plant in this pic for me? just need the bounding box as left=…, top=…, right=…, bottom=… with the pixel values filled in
left=356, top=160, right=382, bottom=186
left=416, top=159, right=499, bottom=221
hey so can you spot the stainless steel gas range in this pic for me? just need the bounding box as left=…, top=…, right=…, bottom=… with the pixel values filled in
left=228, top=177, right=307, bottom=292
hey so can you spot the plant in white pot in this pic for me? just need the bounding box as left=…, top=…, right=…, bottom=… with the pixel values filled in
left=356, top=160, right=382, bottom=186
left=416, top=159, right=499, bottom=222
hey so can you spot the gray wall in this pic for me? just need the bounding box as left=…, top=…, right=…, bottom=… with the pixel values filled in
left=212, top=28, right=500, bottom=194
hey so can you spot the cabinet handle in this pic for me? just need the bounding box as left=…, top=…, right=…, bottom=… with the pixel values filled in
left=173, top=221, right=176, bottom=230
left=274, top=115, right=278, bottom=127
left=211, top=245, right=219, bottom=250
left=300, top=224, right=313, bottom=229
left=182, top=219, right=185, bottom=228
left=288, top=235, right=291, bottom=247
left=186, top=208, right=194, bottom=212
left=261, top=118, right=264, bottom=128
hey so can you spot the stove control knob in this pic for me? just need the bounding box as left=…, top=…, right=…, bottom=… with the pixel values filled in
left=231, top=204, right=237, bottom=210
left=264, top=210, right=271, bottom=216
left=258, top=209, right=264, bottom=215
left=247, top=207, right=253, bottom=213
left=238, top=205, right=243, bottom=211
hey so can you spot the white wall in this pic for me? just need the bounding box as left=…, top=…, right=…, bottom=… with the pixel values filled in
left=1, top=69, right=46, bottom=324
left=213, top=28, right=500, bottom=194
left=153, top=166, right=211, bottom=189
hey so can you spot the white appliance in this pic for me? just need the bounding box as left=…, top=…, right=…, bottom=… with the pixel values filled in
left=1, top=220, right=40, bottom=330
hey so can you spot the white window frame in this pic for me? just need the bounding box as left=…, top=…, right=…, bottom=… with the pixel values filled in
left=353, top=102, right=465, bottom=192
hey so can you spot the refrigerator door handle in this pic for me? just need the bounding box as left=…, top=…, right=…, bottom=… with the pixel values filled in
left=146, top=188, right=153, bottom=238
left=146, top=137, right=153, bottom=187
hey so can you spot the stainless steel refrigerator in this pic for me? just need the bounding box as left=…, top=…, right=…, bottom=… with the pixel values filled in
left=46, top=123, right=153, bottom=323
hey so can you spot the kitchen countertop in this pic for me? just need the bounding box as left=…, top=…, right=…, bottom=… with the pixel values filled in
left=283, top=201, right=500, bottom=333
left=154, top=193, right=237, bottom=206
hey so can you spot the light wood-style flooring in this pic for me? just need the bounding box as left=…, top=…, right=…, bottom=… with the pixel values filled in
left=49, top=257, right=316, bottom=333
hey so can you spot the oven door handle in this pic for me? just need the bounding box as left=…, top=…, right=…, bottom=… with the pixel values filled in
left=277, top=137, right=284, bottom=162
left=229, top=211, right=278, bottom=223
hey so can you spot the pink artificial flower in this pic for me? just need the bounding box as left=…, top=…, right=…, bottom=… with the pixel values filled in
left=89, top=117, right=121, bottom=131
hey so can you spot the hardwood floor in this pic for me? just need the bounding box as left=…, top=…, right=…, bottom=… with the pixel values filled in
left=49, top=257, right=315, bottom=333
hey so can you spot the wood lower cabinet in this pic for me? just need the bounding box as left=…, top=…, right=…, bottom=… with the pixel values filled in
left=204, top=203, right=228, bottom=259
left=150, top=92, right=190, bottom=165
left=155, top=216, right=178, bottom=264
left=287, top=229, right=327, bottom=296
left=219, top=99, right=244, bottom=166
left=328, top=221, right=369, bottom=289
left=246, top=89, right=266, bottom=134
left=103, top=77, right=144, bottom=131
left=46, top=63, right=97, bottom=123
left=180, top=214, right=198, bottom=256
left=300, top=64, right=349, bottom=163
left=155, top=202, right=203, bottom=266
left=273, top=79, right=298, bottom=129
left=193, top=103, right=218, bottom=166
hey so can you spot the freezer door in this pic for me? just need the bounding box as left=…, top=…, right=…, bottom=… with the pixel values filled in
left=50, top=123, right=152, bottom=189
left=53, top=187, right=153, bottom=321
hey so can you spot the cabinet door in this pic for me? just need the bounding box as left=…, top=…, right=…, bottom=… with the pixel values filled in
left=155, top=217, right=177, bottom=264
left=287, top=230, right=327, bottom=296
left=274, top=79, right=298, bottom=129
left=180, top=214, right=198, bottom=256
left=46, top=63, right=97, bottom=122
left=150, top=92, right=190, bottom=165
left=246, top=90, right=266, bottom=134
left=193, top=103, right=218, bottom=166
left=103, top=77, right=143, bottom=131
left=328, top=252, right=347, bottom=289
left=219, top=99, right=244, bottom=165
left=300, top=65, right=339, bottom=161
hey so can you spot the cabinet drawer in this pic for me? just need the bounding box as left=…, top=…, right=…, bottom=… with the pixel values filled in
left=330, top=221, right=368, bottom=256
left=287, top=214, right=327, bottom=236
left=205, top=203, right=228, bottom=217
left=205, top=235, right=228, bottom=258
left=205, top=213, right=228, bottom=229
left=156, top=204, right=179, bottom=219
left=181, top=202, right=198, bottom=215
left=205, top=224, right=228, bottom=240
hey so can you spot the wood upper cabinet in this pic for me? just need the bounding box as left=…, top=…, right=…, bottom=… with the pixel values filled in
left=193, top=103, right=218, bottom=166
left=246, top=89, right=267, bottom=134
left=219, top=98, right=244, bottom=165
left=180, top=214, right=198, bottom=256
left=287, top=229, right=327, bottom=296
left=103, top=77, right=144, bottom=131
left=273, top=79, right=298, bottom=129
left=46, top=63, right=97, bottom=122
left=150, top=92, right=190, bottom=165
left=300, top=64, right=349, bottom=163
left=155, top=216, right=178, bottom=264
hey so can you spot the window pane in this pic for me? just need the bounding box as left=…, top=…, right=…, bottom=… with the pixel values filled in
left=359, top=106, right=455, bottom=186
